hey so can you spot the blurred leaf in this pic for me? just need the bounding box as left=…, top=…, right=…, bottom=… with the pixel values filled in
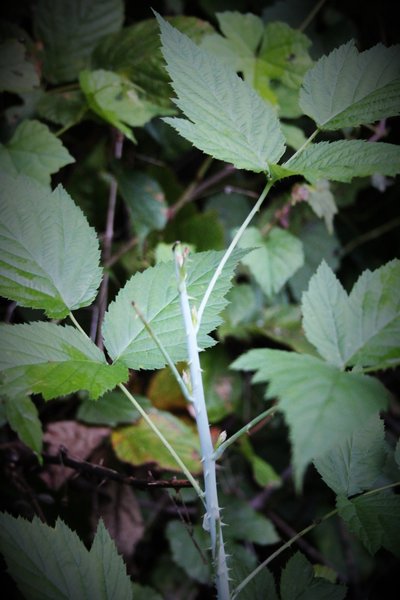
left=302, top=179, right=338, bottom=233
left=111, top=412, right=201, bottom=473
left=37, top=91, right=87, bottom=127
left=222, top=495, right=280, bottom=545
left=166, top=520, right=211, bottom=584
left=232, top=349, right=389, bottom=488
left=230, top=555, right=278, bottom=600
left=219, top=283, right=261, bottom=340
left=33, top=0, right=124, bottom=83
left=0, top=322, right=127, bottom=401
left=0, top=39, right=39, bottom=93
left=280, top=551, right=347, bottom=600
left=261, top=304, right=317, bottom=354
left=0, top=515, right=133, bottom=599
left=131, top=584, right=162, bottom=600
left=0, top=173, right=102, bottom=318
left=239, top=226, right=304, bottom=297
left=77, top=391, right=151, bottom=427
left=116, top=169, right=167, bottom=242
left=314, top=414, right=387, bottom=496
left=92, top=16, right=214, bottom=108
left=281, top=123, right=307, bottom=150
left=240, top=437, right=281, bottom=488
left=205, top=192, right=251, bottom=243
left=147, top=365, right=187, bottom=412
left=200, top=346, right=243, bottom=423
left=288, top=220, right=340, bottom=302
left=0, top=120, right=74, bottom=184
left=337, top=492, right=400, bottom=558
left=80, top=69, right=169, bottom=142
left=4, top=395, right=42, bottom=454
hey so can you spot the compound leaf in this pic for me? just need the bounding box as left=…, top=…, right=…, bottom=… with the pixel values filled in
left=103, top=248, right=246, bottom=370
left=33, top=0, right=124, bottom=83
left=238, top=227, right=304, bottom=297
left=156, top=13, right=286, bottom=172
left=300, top=40, right=400, bottom=130
left=0, top=173, right=102, bottom=319
left=0, top=120, right=74, bottom=185
left=337, top=492, right=400, bottom=557
left=314, top=414, right=387, bottom=496
left=302, top=259, right=400, bottom=370
left=284, top=140, right=400, bottom=184
left=0, top=514, right=133, bottom=600
left=0, top=322, right=128, bottom=400
left=231, top=349, right=389, bottom=488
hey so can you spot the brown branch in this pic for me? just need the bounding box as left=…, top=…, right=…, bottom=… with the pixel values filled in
left=41, top=446, right=193, bottom=490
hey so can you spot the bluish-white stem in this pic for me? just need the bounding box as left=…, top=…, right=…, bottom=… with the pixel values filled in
left=174, top=243, right=230, bottom=600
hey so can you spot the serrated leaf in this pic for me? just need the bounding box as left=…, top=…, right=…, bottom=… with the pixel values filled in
left=284, top=140, right=400, bottom=184
left=80, top=69, right=168, bottom=142
left=288, top=220, right=340, bottom=301
left=0, top=173, right=102, bottom=318
left=111, top=412, right=201, bottom=473
left=0, top=322, right=128, bottom=400
left=0, top=120, right=74, bottom=184
left=33, top=0, right=124, bottom=83
left=300, top=40, right=400, bottom=130
left=0, top=514, right=133, bottom=599
left=4, top=395, right=42, bottom=454
left=156, top=13, right=286, bottom=172
left=337, top=491, right=400, bottom=557
left=238, top=226, right=304, bottom=297
left=0, top=39, right=39, bottom=93
left=92, top=16, right=214, bottom=109
left=222, top=495, right=279, bottom=545
left=302, top=179, right=338, bottom=233
left=314, top=414, right=387, bottom=496
left=103, top=248, right=246, bottom=370
left=166, top=520, right=211, bottom=584
left=231, top=349, right=389, bottom=488
left=116, top=169, right=167, bottom=241
left=77, top=391, right=151, bottom=427
left=302, top=259, right=400, bottom=369
left=280, top=552, right=347, bottom=600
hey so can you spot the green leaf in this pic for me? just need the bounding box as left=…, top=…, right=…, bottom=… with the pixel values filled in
left=0, top=173, right=102, bottom=318
left=258, top=21, right=313, bottom=89
left=284, top=140, right=400, bottom=184
left=103, top=248, right=246, bottom=370
left=280, top=552, right=347, bottom=600
left=33, top=0, right=124, bottom=83
left=4, top=395, right=42, bottom=454
left=222, top=496, right=279, bottom=545
left=0, top=514, right=133, bottom=599
left=111, top=412, right=201, bottom=473
left=200, top=346, right=243, bottom=423
left=288, top=220, right=340, bottom=301
left=0, top=120, right=74, bottom=184
left=240, top=437, right=281, bottom=488
left=337, top=491, right=400, bottom=557
left=314, top=414, right=387, bottom=496
left=92, top=16, right=214, bottom=108
left=300, top=40, right=400, bottom=130
left=281, top=123, right=307, bottom=151
left=0, top=322, right=128, bottom=400
left=231, top=349, right=389, bottom=488
left=77, top=391, right=151, bottom=427
left=238, top=227, right=304, bottom=297
left=37, top=90, right=87, bottom=127
left=80, top=69, right=168, bottom=142
left=156, top=13, right=286, bottom=172
left=166, top=520, right=211, bottom=584
left=302, top=259, right=400, bottom=370
left=0, top=39, right=39, bottom=93
left=116, top=169, right=167, bottom=241
left=302, top=179, right=338, bottom=233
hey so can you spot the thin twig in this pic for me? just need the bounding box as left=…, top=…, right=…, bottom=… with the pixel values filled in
left=298, top=0, right=328, bottom=32
left=96, top=129, right=125, bottom=348
left=104, top=236, right=138, bottom=268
